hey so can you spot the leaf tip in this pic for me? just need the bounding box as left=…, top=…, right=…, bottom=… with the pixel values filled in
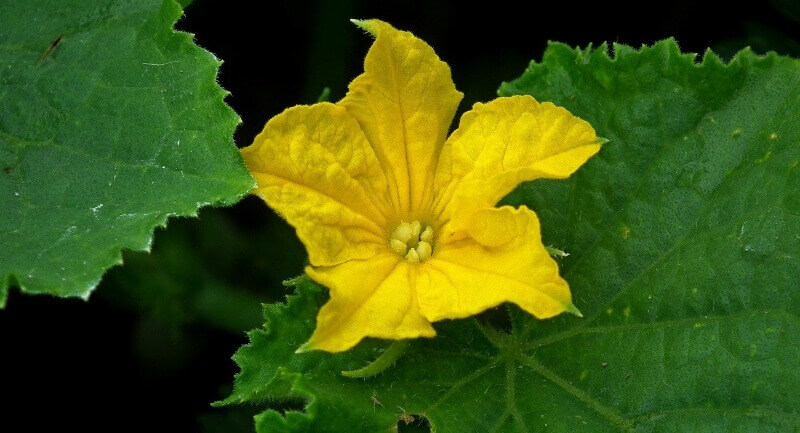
left=282, top=274, right=308, bottom=287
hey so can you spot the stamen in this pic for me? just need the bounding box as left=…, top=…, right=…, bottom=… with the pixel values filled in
left=389, top=220, right=434, bottom=263
left=410, top=221, right=421, bottom=238
left=420, top=226, right=433, bottom=242
left=391, top=222, right=413, bottom=244
left=405, top=248, right=420, bottom=263
left=417, top=241, right=432, bottom=261
left=389, top=239, right=408, bottom=255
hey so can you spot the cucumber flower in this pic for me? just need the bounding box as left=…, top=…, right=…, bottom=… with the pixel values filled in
left=241, top=19, right=602, bottom=352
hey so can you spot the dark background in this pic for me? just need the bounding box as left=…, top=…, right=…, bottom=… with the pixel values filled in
left=2, top=0, right=799, bottom=431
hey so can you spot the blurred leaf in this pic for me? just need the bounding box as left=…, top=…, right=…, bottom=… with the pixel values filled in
left=200, top=406, right=264, bottom=433
left=100, top=205, right=305, bottom=335
left=221, top=40, right=800, bottom=432
left=0, top=0, right=254, bottom=305
left=770, top=0, right=800, bottom=23
left=316, top=87, right=331, bottom=103
left=713, top=22, right=800, bottom=60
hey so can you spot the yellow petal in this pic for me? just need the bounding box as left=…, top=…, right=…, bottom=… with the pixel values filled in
left=341, top=19, right=463, bottom=218
left=242, top=103, right=393, bottom=267
left=433, top=95, right=602, bottom=231
left=303, top=254, right=436, bottom=352
left=417, top=206, right=575, bottom=322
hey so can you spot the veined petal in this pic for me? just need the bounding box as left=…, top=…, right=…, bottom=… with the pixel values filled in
left=242, top=103, right=392, bottom=267
left=433, top=95, right=601, bottom=231
left=341, top=19, right=463, bottom=219
left=418, top=206, right=576, bottom=322
left=303, top=254, right=436, bottom=352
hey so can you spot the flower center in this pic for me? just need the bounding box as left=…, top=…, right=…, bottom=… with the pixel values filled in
left=388, top=220, right=433, bottom=263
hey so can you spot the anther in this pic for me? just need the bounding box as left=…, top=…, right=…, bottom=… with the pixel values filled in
left=405, top=248, right=420, bottom=263
left=389, top=220, right=434, bottom=263
left=416, top=241, right=432, bottom=261
left=390, top=239, right=408, bottom=255
left=410, top=221, right=421, bottom=238
left=391, top=222, right=413, bottom=244
left=420, top=226, right=433, bottom=242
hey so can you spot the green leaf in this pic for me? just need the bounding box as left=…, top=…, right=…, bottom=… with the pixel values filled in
left=98, top=206, right=305, bottom=335
left=221, top=40, right=800, bottom=432
left=0, top=0, right=254, bottom=304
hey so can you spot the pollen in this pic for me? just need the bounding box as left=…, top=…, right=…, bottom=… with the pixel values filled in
left=389, top=220, right=433, bottom=263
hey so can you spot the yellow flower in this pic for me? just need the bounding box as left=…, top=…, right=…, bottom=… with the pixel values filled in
left=242, top=19, right=602, bottom=352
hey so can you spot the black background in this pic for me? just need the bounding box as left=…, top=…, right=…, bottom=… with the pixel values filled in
left=2, top=0, right=799, bottom=431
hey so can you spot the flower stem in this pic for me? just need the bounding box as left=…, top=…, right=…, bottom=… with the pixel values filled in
left=341, top=340, right=409, bottom=379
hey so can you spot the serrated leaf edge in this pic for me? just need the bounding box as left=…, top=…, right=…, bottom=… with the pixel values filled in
left=0, top=0, right=255, bottom=307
